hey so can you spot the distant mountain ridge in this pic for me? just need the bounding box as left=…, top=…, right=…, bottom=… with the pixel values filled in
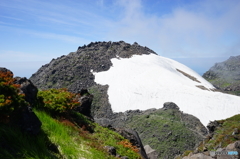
left=203, top=55, right=240, bottom=96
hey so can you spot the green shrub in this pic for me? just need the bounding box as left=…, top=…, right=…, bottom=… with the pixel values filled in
left=37, top=88, right=80, bottom=114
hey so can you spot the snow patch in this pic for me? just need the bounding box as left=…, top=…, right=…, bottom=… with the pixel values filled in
left=94, top=54, right=240, bottom=126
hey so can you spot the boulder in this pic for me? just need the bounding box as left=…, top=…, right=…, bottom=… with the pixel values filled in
left=226, top=141, right=240, bottom=158
left=14, top=77, right=38, bottom=105
left=163, top=102, right=179, bottom=110
left=116, top=128, right=149, bottom=159
left=75, top=89, right=93, bottom=119
left=207, top=120, right=220, bottom=134
left=144, top=145, right=159, bottom=159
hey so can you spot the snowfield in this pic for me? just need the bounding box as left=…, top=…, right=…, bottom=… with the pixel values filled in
left=93, top=54, right=240, bottom=126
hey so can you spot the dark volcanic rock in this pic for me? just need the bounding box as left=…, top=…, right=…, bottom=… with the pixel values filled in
left=75, top=89, right=93, bottom=119
left=18, top=106, right=42, bottom=135
left=0, top=68, right=38, bottom=105
left=0, top=67, right=13, bottom=76
left=14, top=77, right=38, bottom=105
left=163, top=102, right=180, bottom=110
left=207, top=120, right=220, bottom=135
left=30, top=41, right=156, bottom=92
left=116, top=128, right=149, bottom=159
left=88, top=84, right=114, bottom=119
left=203, top=55, right=240, bottom=95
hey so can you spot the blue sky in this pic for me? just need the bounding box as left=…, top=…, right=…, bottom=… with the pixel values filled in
left=0, top=0, right=240, bottom=78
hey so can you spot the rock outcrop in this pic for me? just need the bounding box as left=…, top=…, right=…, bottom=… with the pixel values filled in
left=75, top=89, right=94, bottom=120
left=30, top=41, right=156, bottom=92
left=203, top=55, right=240, bottom=95
left=14, top=77, right=38, bottom=105
left=116, top=128, right=149, bottom=159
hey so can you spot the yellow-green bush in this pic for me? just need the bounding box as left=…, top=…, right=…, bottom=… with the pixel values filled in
left=37, top=88, right=80, bottom=114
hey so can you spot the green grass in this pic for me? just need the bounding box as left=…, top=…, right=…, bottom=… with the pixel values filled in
left=35, top=110, right=92, bottom=159
left=35, top=111, right=117, bottom=159
left=0, top=123, right=58, bottom=159
left=92, top=124, right=141, bottom=159
left=196, top=114, right=240, bottom=152
left=124, top=109, right=200, bottom=158
left=0, top=109, right=141, bottom=159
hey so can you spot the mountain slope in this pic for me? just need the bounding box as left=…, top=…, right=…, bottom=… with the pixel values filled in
left=93, top=53, right=240, bottom=126
left=203, top=55, right=240, bottom=96
left=29, top=41, right=240, bottom=158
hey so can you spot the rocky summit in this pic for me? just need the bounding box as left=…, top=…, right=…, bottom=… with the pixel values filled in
left=203, top=55, right=240, bottom=95
left=30, top=41, right=156, bottom=92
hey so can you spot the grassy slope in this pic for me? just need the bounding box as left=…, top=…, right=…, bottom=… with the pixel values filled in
left=202, top=114, right=240, bottom=151
left=0, top=110, right=141, bottom=159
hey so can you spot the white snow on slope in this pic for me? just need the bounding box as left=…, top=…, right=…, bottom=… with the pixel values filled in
left=93, top=54, right=240, bottom=126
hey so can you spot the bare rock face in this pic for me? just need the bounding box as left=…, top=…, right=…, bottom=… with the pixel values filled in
left=75, top=89, right=93, bottom=120
left=203, top=55, right=240, bottom=96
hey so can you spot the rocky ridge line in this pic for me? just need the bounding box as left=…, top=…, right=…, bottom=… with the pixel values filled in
left=30, top=41, right=156, bottom=92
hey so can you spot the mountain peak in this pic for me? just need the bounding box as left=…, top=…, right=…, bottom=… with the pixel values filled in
left=77, top=41, right=156, bottom=58
left=30, top=41, right=156, bottom=92
left=30, top=43, right=240, bottom=127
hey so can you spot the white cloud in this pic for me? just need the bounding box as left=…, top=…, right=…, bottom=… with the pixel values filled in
left=107, top=0, right=240, bottom=58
